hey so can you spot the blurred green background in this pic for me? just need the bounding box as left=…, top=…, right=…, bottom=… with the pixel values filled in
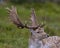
left=0, top=0, right=60, bottom=48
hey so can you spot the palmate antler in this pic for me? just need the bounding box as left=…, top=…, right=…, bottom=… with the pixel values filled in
left=6, top=6, right=24, bottom=28
left=30, top=8, right=37, bottom=27
left=6, top=6, right=39, bottom=29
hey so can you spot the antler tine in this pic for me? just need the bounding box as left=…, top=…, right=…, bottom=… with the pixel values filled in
left=6, top=6, right=24, bottom=28
left=30, top=8, right=37, bottom=27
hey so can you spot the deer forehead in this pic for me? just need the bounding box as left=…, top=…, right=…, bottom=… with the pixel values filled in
left=30, top=28, right=44, bottom=33
left=35, top=27, right=44, bottom=32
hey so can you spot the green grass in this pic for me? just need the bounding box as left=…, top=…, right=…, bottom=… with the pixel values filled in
left=0, top=2, right=60, bottom=48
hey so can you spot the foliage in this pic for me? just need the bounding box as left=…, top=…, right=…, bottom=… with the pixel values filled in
left=10, top=0, right=26, bottom=4
left=10, top=0, right=60, bottom=4
left=10, top=0, right=46, bottom=4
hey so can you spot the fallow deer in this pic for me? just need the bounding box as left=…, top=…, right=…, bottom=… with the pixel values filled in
left=6, top=6, right=60, bottom=48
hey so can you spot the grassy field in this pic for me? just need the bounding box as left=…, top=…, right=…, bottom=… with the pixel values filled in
left=0, top=2, right=60, bottom=48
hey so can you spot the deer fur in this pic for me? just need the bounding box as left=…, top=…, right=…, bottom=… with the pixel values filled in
left=6, top=6, right=60, bottom=48
left=29, top=27, right=60, bottom=48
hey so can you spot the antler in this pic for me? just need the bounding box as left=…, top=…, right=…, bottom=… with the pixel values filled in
left=30, top=8, right=45, bottom=28
left=6, top=6, right=24, bottom=28
left=6, top=6, right=39, bottom=29
left=30, top=8, right=37, bottom=27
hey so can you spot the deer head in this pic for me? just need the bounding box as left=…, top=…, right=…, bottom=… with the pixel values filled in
left=6, top=6, right=49, bottom=40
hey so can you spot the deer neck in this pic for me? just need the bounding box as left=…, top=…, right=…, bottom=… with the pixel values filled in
left=29, top=32, right=49, bottom=48
left=29, top=33, right=44, bottom=48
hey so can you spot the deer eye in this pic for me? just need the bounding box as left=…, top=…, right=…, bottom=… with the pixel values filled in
left=37, top=32, right=40, bottom=33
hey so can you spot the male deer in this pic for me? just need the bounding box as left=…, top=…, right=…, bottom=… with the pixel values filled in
left=6, top=6, right=60, bottom=48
